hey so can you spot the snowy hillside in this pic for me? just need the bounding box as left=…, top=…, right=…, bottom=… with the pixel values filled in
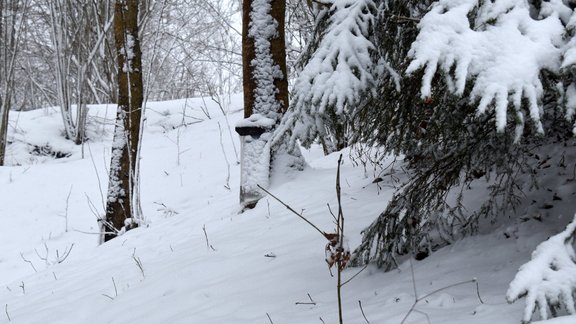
left=0, top=95, right=573, bottom=323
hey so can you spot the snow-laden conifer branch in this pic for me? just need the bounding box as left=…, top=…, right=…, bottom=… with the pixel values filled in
left=276, top=0, right=378, bottom=148
left=407, top=0, right=568, bottom=135
left=507, top=214, right=576, bottom=323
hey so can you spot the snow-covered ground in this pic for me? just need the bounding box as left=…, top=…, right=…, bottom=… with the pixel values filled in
left=0, top=95, right=572, bottom=323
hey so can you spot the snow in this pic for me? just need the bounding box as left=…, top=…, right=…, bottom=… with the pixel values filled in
left=407, top=0, right=567, bottom=134
left=280, top=0, right=377, bottom=148
left=248, top=0, right=284, bottom=118
left=121, top=33, right=136, bottom=73
left=507, top=215, right=576, bottom=322
left=107, top=109, right=127, bottom=204
left=0, top=93, right=574, bottom=323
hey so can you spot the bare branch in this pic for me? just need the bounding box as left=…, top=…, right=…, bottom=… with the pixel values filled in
left=257, top=184, right=326, bottom=238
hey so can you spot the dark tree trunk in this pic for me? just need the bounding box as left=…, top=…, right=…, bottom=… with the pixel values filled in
left=104, top=0, right=143, bottom=242
left=239, top=0, right=289, bottom=208
left=242, top=0, right=288, bottom=118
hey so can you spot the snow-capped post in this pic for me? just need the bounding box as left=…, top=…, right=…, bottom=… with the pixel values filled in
left=103, top=0, right=144, bottom=242
left=507, top=215, right=576, bottom=323
left=237, top=0, right=289, bottom=209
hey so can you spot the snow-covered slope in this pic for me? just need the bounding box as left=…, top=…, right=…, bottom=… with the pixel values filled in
left=0, top=95, right=571, bottom=323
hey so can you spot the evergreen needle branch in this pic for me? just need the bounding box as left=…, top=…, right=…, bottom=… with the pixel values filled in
left=257, top=184, right=326, bottom=238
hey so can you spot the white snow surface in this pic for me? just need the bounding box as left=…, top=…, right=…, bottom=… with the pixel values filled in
left=0, top=94, right=573, bottom=323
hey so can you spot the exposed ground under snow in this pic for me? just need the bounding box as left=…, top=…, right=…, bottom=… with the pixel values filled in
left=0, top=95, right=573, bottom=323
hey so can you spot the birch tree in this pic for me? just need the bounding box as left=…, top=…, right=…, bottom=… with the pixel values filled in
left=103, top=0, right=144, bottom=242
left=47, top=0, right=116, bottom=144
left=0, top=1, right=29, bottom=165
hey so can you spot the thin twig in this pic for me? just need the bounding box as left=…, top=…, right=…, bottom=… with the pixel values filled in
left=257, top=184, right=326, bottom=238
left=341, top=264, right=369, bottom=287
left=475, top=279, right=485, bottom=304
left=409, top=259, right=418, bottom=301
left=217, top=122, right=231, bottom=190
left=133, top=256, right=145, bottom=279
left=86, top=142, right=106, bottom=211
left=202, top=224, right=216, bottom=251
left=107, top=277, right=118, bottom=299
left=20, top=253, right=37, bottom=273
left=336, top=154, right=344, bottom=324
left=266, top=313, right=274, bottom=324
left=358, top=300, right=370, bottom=324
left=56, top=244, right=75, bottom=263
left=327, top=203, right=338, bottom=223
left=412, top=310, right=431, bottom=324
left=296, top=293, right=317, bottom=305
left=64, top=185, right=73, bottom=232
left=420, top=279, right=478, bottom=301
left=5, top=304, right=10, bottom=322
left=390, top=14, right=421, bottom=23
left=400, top=278, right=479, bottom=324
left=102, top=294, right=115, bottom=300
left=73, top=228, right=117, bottom=235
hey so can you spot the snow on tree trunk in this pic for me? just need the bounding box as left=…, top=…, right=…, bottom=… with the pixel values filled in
left=103, top=0, right=144, bottom=242
left=49, top=0, right=76, bottom=141
left=238, top=0, right=293, bottom=208
left=507, top=214, right=576, bottom=323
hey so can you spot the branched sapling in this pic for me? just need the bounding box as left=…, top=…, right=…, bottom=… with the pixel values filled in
left=258, top=154, right=353, bottom=324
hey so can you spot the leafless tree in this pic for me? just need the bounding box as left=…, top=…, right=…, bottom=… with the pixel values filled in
left=0, top=0, right=30, bottom=165
left=103, top=0, right=144, bottom=242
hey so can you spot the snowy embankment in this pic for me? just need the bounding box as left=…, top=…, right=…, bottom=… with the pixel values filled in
left=0, top=95, right=571, bottom=323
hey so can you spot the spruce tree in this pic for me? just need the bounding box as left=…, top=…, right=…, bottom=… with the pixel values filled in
left=280, top=0, right=576, bottom=269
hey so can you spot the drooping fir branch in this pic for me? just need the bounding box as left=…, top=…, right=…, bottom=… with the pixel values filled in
left=274, top=0, right=379, bottom=151
left=406, top=0, right=570, bottom=137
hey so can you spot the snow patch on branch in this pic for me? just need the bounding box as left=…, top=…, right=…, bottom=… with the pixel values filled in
left=507, top=214, right=576, bottom=323
left=278, top=0, right=377, bottom=148
left=407, top=0, right=566, bottom=134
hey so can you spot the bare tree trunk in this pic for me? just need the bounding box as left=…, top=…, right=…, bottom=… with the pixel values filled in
left=0, top=0, right=28, bottom=165
left=48, top=0, right=75, bottom=140
left=103, top=0, right=144, bottom=242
